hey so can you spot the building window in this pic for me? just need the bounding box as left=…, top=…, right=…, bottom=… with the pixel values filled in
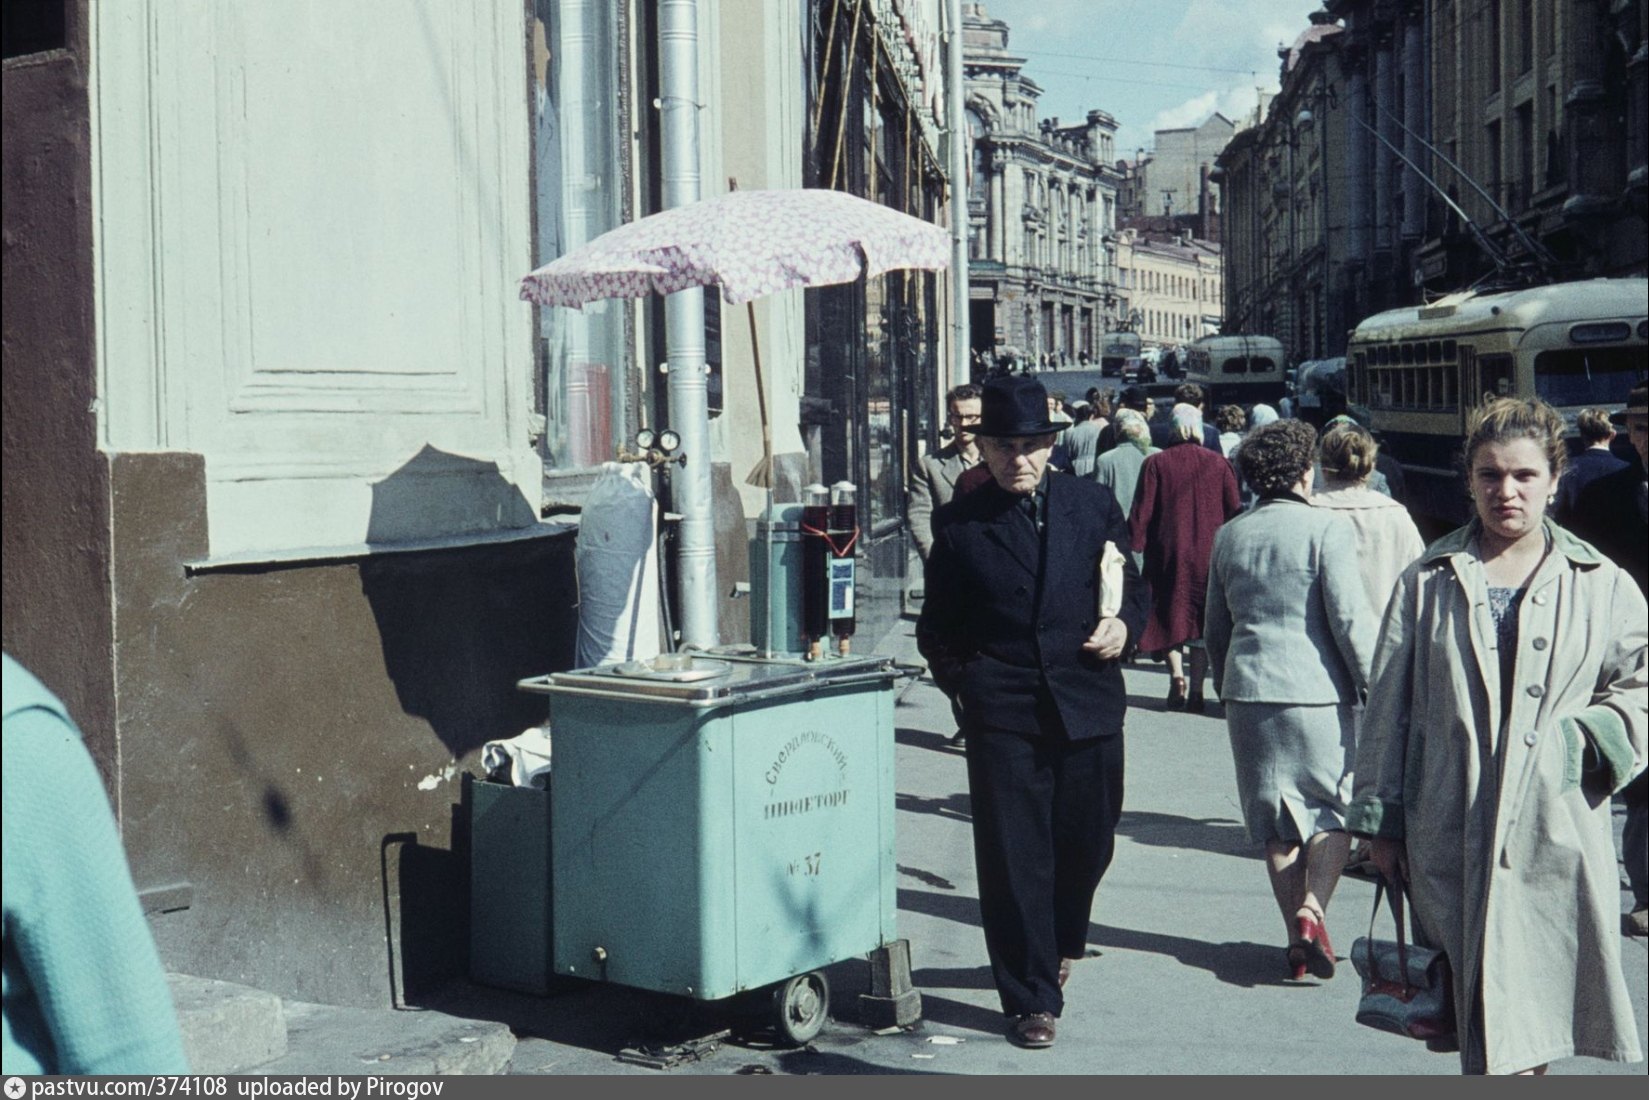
left=1486, top=119, right=1503, bottom=210
left=1514, top=101, right=1533, bottom=211
left=1516, top=0, right=1533, bottom=74
left=533, top=0, right=629, bottom=471
left=805, top=1, right=941, bottom=559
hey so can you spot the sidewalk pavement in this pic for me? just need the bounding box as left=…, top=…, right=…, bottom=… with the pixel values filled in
left=470, top=616, right=1646, bottom=1075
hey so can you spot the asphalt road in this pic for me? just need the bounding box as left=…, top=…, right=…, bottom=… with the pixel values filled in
left=490, top=616, right=1647, bottom=1076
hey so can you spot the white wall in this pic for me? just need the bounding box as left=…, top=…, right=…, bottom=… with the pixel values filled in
left=91, top=0, right=539, bottom=559
left=714, top=0, right=806, bottom=515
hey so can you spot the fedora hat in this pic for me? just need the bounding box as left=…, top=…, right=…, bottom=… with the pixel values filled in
left=976, top=375, right=1063, bottom=438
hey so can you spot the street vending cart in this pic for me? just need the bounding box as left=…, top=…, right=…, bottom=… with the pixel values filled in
left=515, top=651, right=900, bottom=1044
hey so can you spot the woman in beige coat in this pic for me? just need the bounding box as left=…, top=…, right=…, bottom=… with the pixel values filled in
left=1349, top=398, right=1646, bottom=1075
left=1312, top=422, right=1424, bottom=621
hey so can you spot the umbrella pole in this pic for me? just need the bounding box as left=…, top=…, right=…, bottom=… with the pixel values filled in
left=745, top=299, right=778, bottom=656
left=744, top=300, right=775, bottom=489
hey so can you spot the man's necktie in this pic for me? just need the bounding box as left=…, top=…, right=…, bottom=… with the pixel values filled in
left=1019, top=492, right=1041, bottom=534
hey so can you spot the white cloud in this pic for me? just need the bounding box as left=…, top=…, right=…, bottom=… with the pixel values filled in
left=1149, top=84, right=1265, bottom=132
left=1150, top=91, right=1220, bottom=132
left=1170, top=0, right=1303, bottom=79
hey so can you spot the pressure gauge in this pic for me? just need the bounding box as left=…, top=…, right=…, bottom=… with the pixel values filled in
left=634, top=428, right=656, bottom=449
left=658, top=429, right=682, bottom=453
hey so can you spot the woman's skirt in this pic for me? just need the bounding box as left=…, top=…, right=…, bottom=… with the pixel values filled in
left=1225, top=701, right=1355, bottom=845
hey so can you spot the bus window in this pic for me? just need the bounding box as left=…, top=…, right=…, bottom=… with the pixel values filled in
left=1533, top=348, right=1644, bottom=407
left=1429, top=341, right=1443, bottom=362
left=1443, top=339, right=1456, bottom=360
left=1480, top=354, right=1513, bottom=399
left=1251, top=357, right=1276, bottom=372
left=1224, top=358, right=1249, bottom=374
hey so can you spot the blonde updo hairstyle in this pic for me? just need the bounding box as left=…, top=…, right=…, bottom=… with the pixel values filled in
left=1319, top=423, right=1379, bottom=484
left=1462, top=397, right=1568, bottom=482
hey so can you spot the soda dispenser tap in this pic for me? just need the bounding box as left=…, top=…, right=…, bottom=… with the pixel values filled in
left=828, top=481, right=859, bottom=657
left=800, top=484, right=832, bottom=660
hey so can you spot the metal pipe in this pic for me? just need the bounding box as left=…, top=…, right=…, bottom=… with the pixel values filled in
left=659, top=0, right=719, bottom=648
left=946, top=0, right=970, bottom=390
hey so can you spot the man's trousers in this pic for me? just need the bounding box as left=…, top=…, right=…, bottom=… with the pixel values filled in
left=964, top=728, right=1125, bottom=1018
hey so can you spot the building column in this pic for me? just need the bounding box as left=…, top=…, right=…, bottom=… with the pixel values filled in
left=1401, top=15, right=1425, bottom=240
left=1562, top=0, right=1617, bottom=224
left=1347, top=60, right=1371, bottom=264
left=989, top=151, right=1006, bottom=261
left=1374, top=33, right=1396, bottom=257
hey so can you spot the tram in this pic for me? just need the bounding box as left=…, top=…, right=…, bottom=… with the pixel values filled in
left=1345, top=277, right=1647, bottom=527
left=1182, top=334, right=1288, bottom=406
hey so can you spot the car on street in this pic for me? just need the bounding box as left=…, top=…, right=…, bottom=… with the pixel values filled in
left=1121, top=356, right=1157, bottom=384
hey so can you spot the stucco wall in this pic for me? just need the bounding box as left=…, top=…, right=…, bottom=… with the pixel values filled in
left=0, top=18, right=118, bottom=783
left=108, top=452, right=580, bottom=1006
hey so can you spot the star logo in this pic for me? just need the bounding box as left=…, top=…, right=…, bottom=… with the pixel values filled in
left=4, top=1077, right=27, bottom=1100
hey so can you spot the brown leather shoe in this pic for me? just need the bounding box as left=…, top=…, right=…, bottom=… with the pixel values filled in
left=1009, top=1012, right=1056, bottom=1048
left=1057, top=957, right=1076, bottom=988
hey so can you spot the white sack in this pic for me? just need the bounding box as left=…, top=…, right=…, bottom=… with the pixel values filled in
left=574, top=461, right=661, bottom=667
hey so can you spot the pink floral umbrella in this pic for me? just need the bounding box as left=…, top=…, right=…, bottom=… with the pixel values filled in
left=519, top=187, right=950, bottom=309
left=520, top=187, right=951, bottom=486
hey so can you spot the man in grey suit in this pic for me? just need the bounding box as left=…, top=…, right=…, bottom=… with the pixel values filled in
left=911, top=384, right=984, bottom=744
left=909, top=384, right=983, bottom=563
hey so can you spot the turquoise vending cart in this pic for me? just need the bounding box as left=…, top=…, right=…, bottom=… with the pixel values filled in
left=517, top=653, right=901, bottom=1044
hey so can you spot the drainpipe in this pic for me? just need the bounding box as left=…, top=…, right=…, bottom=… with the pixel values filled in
left=659, top=0, right=719, bottom=648
left=946, top=0, right=970, bottom=390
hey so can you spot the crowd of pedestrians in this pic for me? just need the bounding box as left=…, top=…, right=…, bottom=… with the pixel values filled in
left=911, top=372, right=1647, bottom=1073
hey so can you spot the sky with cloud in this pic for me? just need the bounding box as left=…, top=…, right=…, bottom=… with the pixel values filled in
left=974, top=0, right=1328, bottom=157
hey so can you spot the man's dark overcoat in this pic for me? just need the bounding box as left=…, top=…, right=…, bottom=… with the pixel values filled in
left=917, top=472, right=1148, bottom=737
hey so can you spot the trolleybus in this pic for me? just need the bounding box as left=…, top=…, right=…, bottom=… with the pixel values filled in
left=1100, top=331, right=1142, bottom=377
left=1183, top=334, right=1288, bottom=406
left=1345, top=277, right=1647, bottom=528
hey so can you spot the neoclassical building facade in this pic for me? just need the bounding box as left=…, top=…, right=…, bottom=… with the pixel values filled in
left=962, top=2, right=1123, bottom=366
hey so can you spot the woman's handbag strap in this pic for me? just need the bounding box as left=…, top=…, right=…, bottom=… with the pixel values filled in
left=1366, top=875, right=1414, bottom=990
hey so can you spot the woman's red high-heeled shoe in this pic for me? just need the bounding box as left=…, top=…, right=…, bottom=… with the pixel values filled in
left=1285, top=943, right=1309, bottom=981
left=1292, top=913, right=1336, bottom=979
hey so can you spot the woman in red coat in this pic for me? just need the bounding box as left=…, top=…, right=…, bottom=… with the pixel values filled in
left=1129, top=403, right=1242, bottom=711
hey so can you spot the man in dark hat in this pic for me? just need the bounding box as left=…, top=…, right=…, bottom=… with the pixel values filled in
left=917, top=374, right=1149, bottom=1048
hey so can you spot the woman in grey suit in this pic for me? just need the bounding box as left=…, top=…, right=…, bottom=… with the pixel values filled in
left=1205, top=420, right=1377, bottom=981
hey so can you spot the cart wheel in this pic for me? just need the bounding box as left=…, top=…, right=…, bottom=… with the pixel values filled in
left=771, top=971, right=830, bottom=1046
